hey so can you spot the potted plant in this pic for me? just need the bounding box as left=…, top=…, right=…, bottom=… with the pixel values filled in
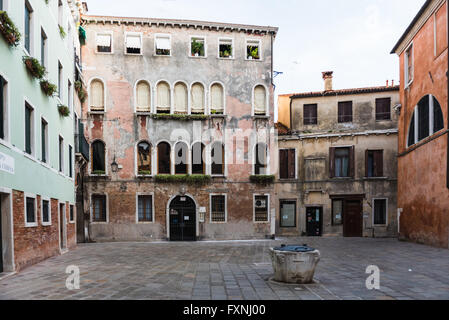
left=40, top=80, right=57, bottom=96
left=247, top=46, right=259, bottom=60
left=23, top=56, right=46, bottom=79
left=191, top=39, right=204, bottom=57
left=58, top=104, right=70, bottom=117
left=75, top=80, right=87, bottom=103
left=0, top=11, right=21, bottom=47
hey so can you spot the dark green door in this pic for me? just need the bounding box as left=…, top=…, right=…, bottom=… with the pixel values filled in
left=306, top=207, right=323, bottom=237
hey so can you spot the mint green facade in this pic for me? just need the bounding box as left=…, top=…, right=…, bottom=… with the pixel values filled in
left=0, top=0, right=77, bottom=204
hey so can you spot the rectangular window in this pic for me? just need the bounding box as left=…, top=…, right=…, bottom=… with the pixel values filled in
left=376, top=98, right=391, bottom=121
left=304, top=104, right=318, bottom=125
left=246, top=40, right=261, bottom=60
left=25, top=102, right=33, bottom=155
left=219, top=39, right=233, bottom=59
left=26, top=196, right=36, bottom=226
left=68, top=80, right=72, bottom=113
left=58, top=61, right=63, bottom=99
left=69, top=205, right=74, bottom=222
left=92, top=195, right=107, bottom=222
left=190, top=37, right=205, bottom=57
left=42, top=199, right=50, bottom=225
left=59, top=136, right=64, bottom=173
left=254, top=195, right=269, bottom=222
left=0, top=75, right=6, bottom=141
left=211, top=195, right=226, bottom=223
left=338, top=101, right=353, bottom=123
left=41, top=118, right=48, bottom=163
left=330, top=147, right=354, bottom=178
left=0, top=0, right=3, bottom=10
left=96, top=33, right=112, bottom=53
left=137, top=195, right=153, bottom=222
left=155, top=35, right=171, bottom=56
left=332, top=200, right=343, bottom=225
left=280, top=200, right=296, bottom=228
left=41, top=28, right=47, bottom=69
left=125, top=33, right=142, bottom=54
left=279, top=149, right=296, bottom=179
left=24, top=2, right=32, bottom=54
left=405, top=44, right=413, bottom=85
left=366, top=150, right=383, bottom=178
left=373, top=199, right=387, bottom=225
left=69, top=145, right=73, bottom=178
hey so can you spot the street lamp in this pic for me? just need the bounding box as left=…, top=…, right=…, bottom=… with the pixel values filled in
left=111, top=156, right=119, bottom=173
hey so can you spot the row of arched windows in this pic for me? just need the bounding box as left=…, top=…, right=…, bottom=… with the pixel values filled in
left=88, top=79, right=269, bottom=116
left=91, top=140, right=269, bottom=176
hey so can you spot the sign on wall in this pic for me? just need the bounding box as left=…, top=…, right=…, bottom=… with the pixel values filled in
left=0, top=151, right=14, bottom=174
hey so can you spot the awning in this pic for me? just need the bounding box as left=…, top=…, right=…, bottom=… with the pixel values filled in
left=156, top=37, right=171, bottom=50
left=78, top=26, right=86, bottom=45
left=96, top=34, right=111, bottom=47
left=126, top=35, right=141, bottom=49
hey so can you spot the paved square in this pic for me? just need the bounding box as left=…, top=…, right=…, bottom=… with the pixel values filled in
left=0, top=238, right=448, bottom=300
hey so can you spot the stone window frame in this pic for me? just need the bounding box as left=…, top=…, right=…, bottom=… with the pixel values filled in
left=190, top=81, right=207, bottom=115
left=0, top=72, right=10, bottom=146
left=88, top=77, right=107, bottom=113
left=24, top=193, right=37, bottom=228
left=253, top=194, right=270, bottom=224
left=252, top=83, right=269, bottom=117
left=24, top=98, right=36, bottom=159
left=23, top=0, right=34, bottom=57
left=58, top=134, right=64, bottom=175
left=404, top=42, right=414, bottom=88
left=90, top=194, right=109, bottom=224
left=174, top=140, right=190, bottom=175
left=208, top=81, right=226, bottom=115
left=279, top=199, right=297, bottom=228
left=155, top=80, right=172, bottom=114
left=154, top=33, right=172, bottom=57
left=135, top=140, right=153, bottom=177
left=156, top=140, right=172, bottom=175
left=135, top=193, right=155, bottom=224
left=134, top=79, right=152, bottom=113
left=209, top=141, right=227, bottom=177
left=40, top=27, right=48, bottom=70
left=69, top=204, right=75, bottom=224
left=372, top=197, right=388, bottom=227
left=209, top=193, right=228, bottom=224
left=253, top=142, right=270, bottom=176
left=124, top=31, right=143, bottom=56
left=40, top=116, right=49, bottom=165
left=217, top=37, right=234, bottom=60
left=279, top=148, right=297, bottom=180
left=173, top=80, right=190, bottom=115
left=191, top=141, right=206, bottom=175
left=90, top=139, right=108, bottom=176
left=95, top=31, right=114, bottom=54
left=245, top=38, right=262, bottom=61
left=40, top=196, right=52, bottom=227
left=189, top=35, right=207, bottom=59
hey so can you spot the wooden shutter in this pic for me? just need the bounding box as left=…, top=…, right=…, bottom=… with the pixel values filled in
left=329, top=147, right=335, bottom=178
left=374, top=150, right=384, bottom=177
left=254, top=86, right=266, bottom=115
left=191, top=83, right=205, bottom=113
left=0, top=76, right=4, bottom=140
left=279, top=150, right=288, bottom=179
left=136, top=82, right=150, bottom=111
left=288, top=149, right=296, bottom=179
left=338, top=101, right=352, bottom=122
left=365, top=150, right=369, bottom=177
left=304, top=104, right=317, bottom=125
left=157, top=82, right=170, bottom=110
left=349, top=146, right=355, bottom=178
left=211, top=84, right=224, bottom=112
left=376, top=98, right=391, bottom=120
left=174, top=83, right=188, bottom=113
left=91, top=80, right=104, bottom=110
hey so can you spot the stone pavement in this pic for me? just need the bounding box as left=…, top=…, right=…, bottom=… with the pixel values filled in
left=0, top=237, right=448, bottom=300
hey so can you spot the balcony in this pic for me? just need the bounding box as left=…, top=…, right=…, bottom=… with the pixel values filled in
left=75, top=123, right=89, bottom=162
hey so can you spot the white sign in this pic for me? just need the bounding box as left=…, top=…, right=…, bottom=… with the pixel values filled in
left=0, top=151, right=14, bottom=174
left=199, top=207, right=206, bottom=213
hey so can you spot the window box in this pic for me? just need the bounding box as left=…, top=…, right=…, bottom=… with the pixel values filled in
left=23, top=56, right=46, bottom=79
left=154, top=174, right=211, bottom=186
left=250, top=175, right=275, bottom=185
left=40, top=80, right=57, bottom=97
left=58, top=104, right=70, bottom=117
left=0, top=10, right=21, bottom=47
left=150, top=114, right=209, bottom=121
left=75, top=80, right=87, bottom=103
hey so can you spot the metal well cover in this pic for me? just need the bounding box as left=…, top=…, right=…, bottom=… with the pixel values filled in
left=273, top=245, right=315, bottom=253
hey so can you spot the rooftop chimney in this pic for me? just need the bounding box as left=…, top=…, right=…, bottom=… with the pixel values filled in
left=322, top=71, right=333, bottom=91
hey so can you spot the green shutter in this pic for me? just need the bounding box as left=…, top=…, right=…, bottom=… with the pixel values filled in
left=25, top=105, right=31, bottom=154
left=0, top=77, right=4, bottom=140
left=41, top=121, right=46, bottom=162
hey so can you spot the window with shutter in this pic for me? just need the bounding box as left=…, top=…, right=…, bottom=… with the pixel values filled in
left=375, top=98, right=391, bottom=121
left=279, top=149, right=296, bottom=179
left=92, top=195, right=107, bottom=222
left=59, top=136, right=64, bottom=173
left=156, top=82, right=170, bottom=113
left=136, top=81, right=151, bottom=112
left=191, top=83, right=205, bottom=114
left=332, top=147, right=351, bottom=178
left=96, top=34, right=112, bottom=53
left=211, top=142, right=225, bottom=175
left=174, top=82, right=188, bottom=114
left=92, top=141, right=105, bottom=173
left=41, top=119, right=47, bottom=163
left=25, top=103, right=33, bottom=155
left=366, top=150, right=383, bottom=177
left=157, top=142, right=171, bottom=174
left=304, top=104, right=317, bottom=125
left=338, top=101, right=353, bottom=123
left=254, top=85, right=267, bottom=115
left=155, top=35, right=171, bottom=56
left=254, top=143, right=268, bottom=175
left=125, top=34, right=141, bottom=54
left=90, top=80, right=104, bottom=111
left=0, top=76, right=5, bottom=140
left=210, top=84, right=224, bottom=114
left=24, top=2, right=32, bottom=54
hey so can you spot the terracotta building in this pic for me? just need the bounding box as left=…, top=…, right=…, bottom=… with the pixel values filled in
left=276, top=72, right=400, bottom=238
left=391, top=0, right=449, bottom=248
left=78, top=14, right=279, bottom=242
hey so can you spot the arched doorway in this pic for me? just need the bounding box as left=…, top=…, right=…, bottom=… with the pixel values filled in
left=169, top=196, right=197, bottom=241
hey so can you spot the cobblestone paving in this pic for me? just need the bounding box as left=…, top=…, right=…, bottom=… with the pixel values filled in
left=1, top=238, right=448, bottom=300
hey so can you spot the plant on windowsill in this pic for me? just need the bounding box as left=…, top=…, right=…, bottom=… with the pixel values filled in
left=138, top=170, right=152, bottom=176
left=75, top=80, right=87, bottom=103
left=247, top=46, right=259, bottom=60
left=59, top=25, right=66, bottom=38
left=58, top=104, right=70, bottom=117
left=156, top=48, right=170, bottom=56
left=44, top=0, right=49, bottom=4
left=40, top=80, right=58, bottom=97
left=250, top=175, right=275, bottom=185
left=210, top=109, right=224, bottom=116
left=191, top=39, right=204, bottom=57
left=155, top=174, right=211, bottom=186
left=0, top=11, right=21, bottom=47
left=23, top=56, right=46, bottom=79
left=92, top=170, right=106, bottom=175
left=219, top=45, right=232, bottom=58
left=150, top=114, right=209, bottom=121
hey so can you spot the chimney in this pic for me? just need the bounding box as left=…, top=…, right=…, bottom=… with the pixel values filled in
left=386, top=80, right=389, bottom=87
left=392, top=80, right=394, bottom=86
left=322, top=71, right=333, bottom=91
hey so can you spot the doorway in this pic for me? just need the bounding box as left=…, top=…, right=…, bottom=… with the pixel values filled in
left=306, top=207, right=323, bottom=236
left=169, top=196, right=196, bottom=241
left=0, top=191, right=13, bottom=272
left=59, top=203, right=67, bottom=250
left=0, top=196, right=3, bottom=273
left=343, top=200, right=363, bottom=237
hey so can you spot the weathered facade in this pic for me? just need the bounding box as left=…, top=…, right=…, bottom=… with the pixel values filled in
left=276, top=73, right=400, bottom=238
left=392, top=0, right=449, bottom=248
left=79, top=15, right=278, bottom=242
left=0, top=0, right=83, bottom=272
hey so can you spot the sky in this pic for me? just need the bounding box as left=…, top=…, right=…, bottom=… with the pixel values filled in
left=84, top=0, right=425, bottom=95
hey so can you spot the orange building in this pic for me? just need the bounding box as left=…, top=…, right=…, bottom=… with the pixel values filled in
left=391, top=0, right=448, bottom=248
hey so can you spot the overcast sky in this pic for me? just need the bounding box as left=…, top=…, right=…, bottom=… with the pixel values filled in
left=85, top=0, right=425, bottom=94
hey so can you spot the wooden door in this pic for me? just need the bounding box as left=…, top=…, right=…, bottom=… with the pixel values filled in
left=344, top=200, right=363, bottom=237
left=306, top=207, right=323, bottom=236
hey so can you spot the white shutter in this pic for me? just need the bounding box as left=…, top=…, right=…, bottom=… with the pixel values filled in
left=211, top=84, right=224, bottom=112
left=136, top=82, right=150, bottom=111
left=156, top=37, right=171, bottom=50
left=157, top=82, right=170, bottom=111
left=91, top=80, right=104, bottom=110
left=126, top=35, right=141, bottom=49
left=191, top=83, right=205, bottom=113
left=96, top=34, right=111, bottom=47
left=174, top=83, right=188, bottom=113
left=254, top=85, right=266, bottom=115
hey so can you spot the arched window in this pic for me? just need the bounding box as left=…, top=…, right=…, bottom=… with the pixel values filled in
left=175, top=142, right=188, bottom=174
left=192, top=142, right=205, bottom=174
left=254, top=143, right=268, bottom=175
left=92, top=140, right=106, bottom=174
left=136, top=81, right=151, bottom=112
left=137, top=141, right=151, bottom=175
left=157, top=142, right=171, bottom=174
left=174, top=82, right=188, bottom=114
left=407, top=95, right=444, bottom=147
left=156, top=81, right=171, bottom=114
left=254, top=85, right=267, bottom=115
left=191, top=82, right=205, bottom=114
left=90, top=79, right=105, bottom=111
left=210, top=83, right=224, bottom=115
left=211, top=142, right=225, bottom=175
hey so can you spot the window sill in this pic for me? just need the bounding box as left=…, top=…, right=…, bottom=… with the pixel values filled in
left=69, top=221, right=75, bottom=224
left=189, top=55, right=207, bottom=59
left=88, top=110, right=106, bottom=115
left=25, top=223, right=38, bottom=228
left=135, top=111, right=152, bottom=115
left=91, top=221, right=108, bottom=225
left=363, top=177, right=388, bottom=181
left=42, top=222, right=52, bottom=227
left=0, top=139, right=12, bottom=149
left=137, top=175, right=153, bottom=179
left=210, top=221, right=228, bottom=224
left=254, top=221, right=270, bottom=224
left=153, top=54, right=171, bottom=57
left=245, top=58, right=263, bottom=62
left=253, top=115, right=269, bottom=119
left=125, top=52, right=143, bottom=56
left=210, top=114, right=226, bottom=118
left=95, top=51, right=114, bottom=55
left=23, top=152, right=37, bottom=162
left=137, top=221, right=155, bottom=225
